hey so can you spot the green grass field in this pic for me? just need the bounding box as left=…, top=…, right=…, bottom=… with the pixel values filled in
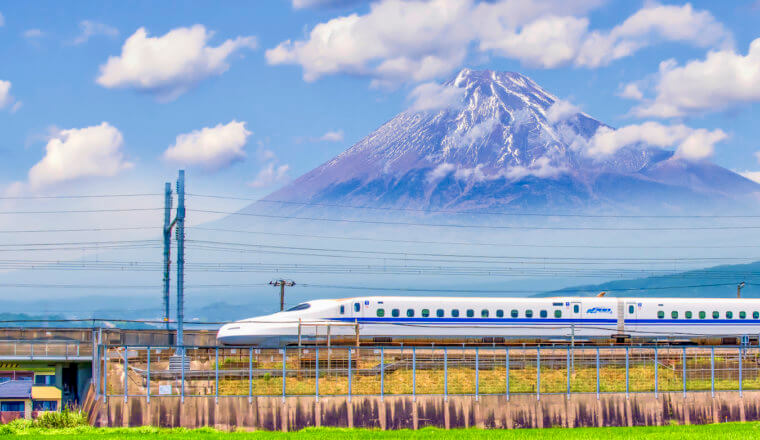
left=3, top=424, right=760, bottom=439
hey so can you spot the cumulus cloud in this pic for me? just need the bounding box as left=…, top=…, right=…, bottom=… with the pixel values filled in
left=267, top=0, right=729, bottom=85
left=0, top=80, right=21, bottom=113
left=629, top=38, right=760, bottom=118
left=97, top=25, right=257, bottom=101
left=27, top=122, right=132, bottom=189
left=408, top=82, right=465, bottom=112
left=427, top=158, right=565, bottom=183
left=427, top=162, right=456, bottom=181
left=586, top=122, right=727, bottom=160
left=249, top=163, right=290, bottom=188
left=72, top=20, right=118, bottom=45
left=504, top=156, right=566, bottom=179
left=23, top=29, right=44, bottom=39
left=319, top=130, right=344, bottom=142
left=546, top=99, right=581, bottom=124
left=738, top=171, right=760, bottom=184
left=619, top=83, right=644, bottom=100
left=164, top=120, right=251, bottom=171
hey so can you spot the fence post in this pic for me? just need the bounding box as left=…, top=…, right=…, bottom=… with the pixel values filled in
left=506, top=347, right=510, bottom=401
left=739, top=347, right=743, bottom=397
left=536, top=346, right=541, bottom=401
left=654, top=346, right=658, bottom=399
left=215, top=347, right=219, bottom=404
left=348, top=347, right=352, bottom=402
left=124, top=346, right=128, bottom=403
left=103, top=345, right=108, bottom=403
left=475, top=347, right=479, bottom=401
left=412, top=346, right=416, bottom=401
left=248, top=347, right=253, bottom=404
left=566, top=346, right=570, bottom=399
left=147, top=347, right=151, bottom=404
left=443, top=347, right=448, bottom=401
left=625, top=346, right=629, bottom=399
left=595, top=346, right=600, bottom=400
left=682, top=347, right=687, bottom=399
left=711, top=346, right=715, bottom=398
left=380, top=347, right=384, bottom=401
left=315, top=347, right=319, bottom=402
left=283, top=348, right=288, bottom=403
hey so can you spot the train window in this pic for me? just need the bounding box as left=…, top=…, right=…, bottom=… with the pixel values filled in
left=628, top=305, right=634, bottom=314
left=354, top=303, right=361, bottom=312
left=685, top=311, right=692, bottom=319
left=699, top=311, right=706, bottom=319
left=467, top=309, right=474, bottom=318
left=526, top=310, right=534, bottom=318
left=392, top=309, right=400, bottom=318
left=340, top=305, right=345, bottom=315
left=481, top=309, right=489, bottom=318
left=726, top=311, right=733, bottom=319
left=657, top=311, right=664, bottom=319
left=436, top=309, right=444, bottom=318
left=554, top=310, right=562, bottom=318
left=539, top=310, right=547, bottom=318
left=422, top=309, right=430, bottom=318
left=511, top=309, right=518, bottom=318
left=754, top=312, right=760, bottom=319
left=713, top=311, right=719, bottom=319
left=407, top=309, right=415, bottom=317
left=496, top=310, right=504, bottom=318
left=452, top=309, right=460, bottom=317
left=740, top=311, right=747, bottom=319
left=377, top=309, right=385, bottom=317
left=671, top=311, right=678, bottom=319
left=573, top=304, right=580, bottom=313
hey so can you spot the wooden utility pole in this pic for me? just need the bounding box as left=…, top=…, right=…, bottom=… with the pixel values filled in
left=269, top=279, right=296, bottom=311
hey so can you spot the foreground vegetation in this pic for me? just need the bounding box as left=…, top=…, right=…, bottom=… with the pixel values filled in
left=3, top=423, right=760, bottom=439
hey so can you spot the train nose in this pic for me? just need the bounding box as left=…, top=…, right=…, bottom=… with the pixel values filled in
left=217, top=323, right=264, bottom=345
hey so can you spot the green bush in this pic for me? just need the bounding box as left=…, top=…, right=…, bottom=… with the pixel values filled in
left=33, top=409, right=88, bottom=429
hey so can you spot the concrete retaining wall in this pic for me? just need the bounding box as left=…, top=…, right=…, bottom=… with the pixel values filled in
left=87, top=391, right=760, bottom=430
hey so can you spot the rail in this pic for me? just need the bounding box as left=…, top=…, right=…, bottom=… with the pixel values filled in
left=95, top=344, right=760, bottom=402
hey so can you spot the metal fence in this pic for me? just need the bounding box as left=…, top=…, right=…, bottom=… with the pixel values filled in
left=0, top=339, right=89, bottom=359
left=94, top=345, right=760, bottom=401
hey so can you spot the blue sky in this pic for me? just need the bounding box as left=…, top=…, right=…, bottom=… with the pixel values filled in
left=1, top=0, right=760, bottom=203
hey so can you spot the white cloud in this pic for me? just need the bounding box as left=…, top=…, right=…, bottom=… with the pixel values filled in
left=630, top=38, right=760, bottom=118
left=267, top=0, right=729, bottom=85
left=27, top=122, right=132, bottom=189
left=586, top=122, right=727, bottom=160
left=738, top=171, right=760, bottom=184
left=427, top=162, right=456, bottom=181
left=164, top=120, right=251, bottom=171
left=72, top=20, right=118, bottom=45
left=546, top=99, right=581, bottom=124
left=0, top=80, right=20, bottom=112
left=319, top=130, right=344, bottom=142
left=249, top=163, right=290, bottom=188
left=23, top=29, right=43, bottom=39
left=408, top=82, right=465, bottom=112
left=504, top=156, right=566, bottom=179
left=619, top=83, right=644, bottom=100
left=97, top=25, right=257, bottom=101
left=454, top=164, right=487, bottom=182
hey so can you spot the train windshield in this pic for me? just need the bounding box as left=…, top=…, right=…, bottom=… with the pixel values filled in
left=285, top=303, right=311, bottom=312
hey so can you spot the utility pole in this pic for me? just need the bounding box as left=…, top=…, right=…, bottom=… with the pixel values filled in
left=162, top=182, right=173, bottom=335
left=269, top=279, right=296, bottom=311
left=176, top=170, right=186, bottom=353
left=738, top=281, right=746, bottom=298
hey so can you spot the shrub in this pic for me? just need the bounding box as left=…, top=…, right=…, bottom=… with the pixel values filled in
left=33, top=409, right=88, bottom=429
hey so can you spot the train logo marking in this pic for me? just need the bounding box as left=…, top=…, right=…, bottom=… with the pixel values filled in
left=586, top=307, right=612, bottom=314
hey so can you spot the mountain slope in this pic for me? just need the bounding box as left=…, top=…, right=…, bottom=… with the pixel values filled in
left=254, top=68, right=758, bottom=214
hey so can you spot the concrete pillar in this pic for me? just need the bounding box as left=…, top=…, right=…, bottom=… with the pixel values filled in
left=348, top=399, right=354, bottom=428
left=536, top=400, right=544, bottom=428
left=444, top=400, right=450, bottom=429
left=475, top=401, right=484, bottom=428
left=379, top=400, right=387, bottom=430
left=314, top=400, right=321, bottom=427
left=740, top=397, right=746, bottom=423
left=505, top=401, right=513, bottom=429
left=412, top=401, right=419, bottom=430
left=281, top=400, right=288, bottom=432
left=712, top=398, right=720, bottom=424
left=596, top=399, right=603, bottom=427
left=122, top=399, right=129, bottom=427
left=625, top=398, right=633, bottom=427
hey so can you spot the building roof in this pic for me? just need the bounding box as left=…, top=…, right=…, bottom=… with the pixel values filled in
left=0, top=380, right=32, bottom=399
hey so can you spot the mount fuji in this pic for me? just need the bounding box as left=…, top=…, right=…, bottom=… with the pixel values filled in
left=250, top=68, right=758, bottom=215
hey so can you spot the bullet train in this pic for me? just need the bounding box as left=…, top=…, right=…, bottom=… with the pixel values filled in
left=216, top=296, right=760, bottom=346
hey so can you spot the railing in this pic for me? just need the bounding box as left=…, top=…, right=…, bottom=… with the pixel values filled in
left=95, top=344, right=760, bottom=401
left=0, top=339, right=90, bottom=359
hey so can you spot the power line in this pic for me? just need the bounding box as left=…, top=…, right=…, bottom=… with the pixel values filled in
left=0, top=193, right=161, bottom=200
left=187, top=193, right=760, bottom=219
left=0, top=208, right=162, bottom=215
left=0, top=226, right=160, bottom=234
left=191, top=209, right=760, bottom=231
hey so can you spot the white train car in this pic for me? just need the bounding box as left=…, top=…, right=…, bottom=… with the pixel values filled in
left=216, top=296, right=760, bottom=346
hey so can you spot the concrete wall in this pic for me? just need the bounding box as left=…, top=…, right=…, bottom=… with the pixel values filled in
left=86, top=391, right=760, bottom=431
